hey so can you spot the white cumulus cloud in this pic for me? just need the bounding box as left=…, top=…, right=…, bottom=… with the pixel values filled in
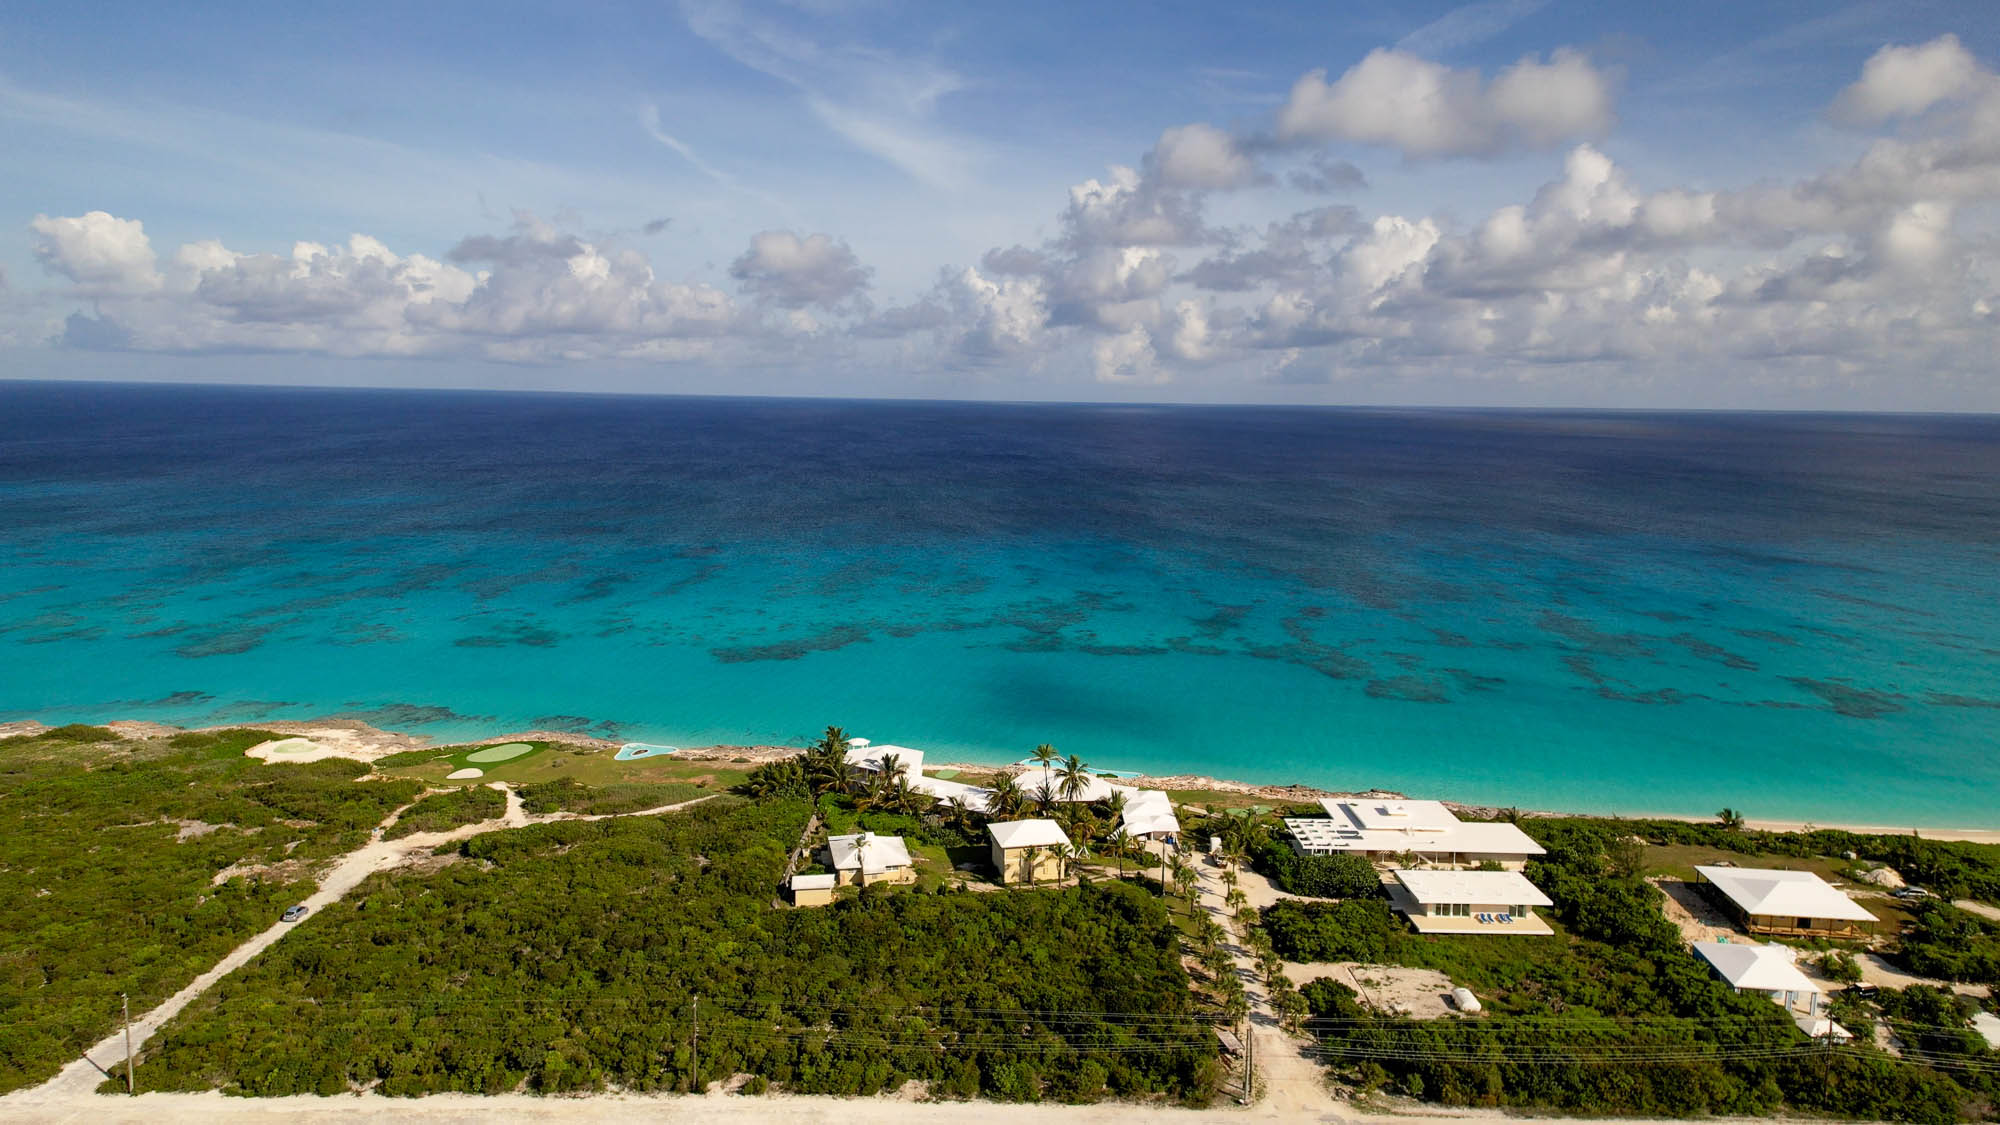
left=1833, top=34, right=1984, bottom=124
left=1276, top=47, right=1615, bottom=158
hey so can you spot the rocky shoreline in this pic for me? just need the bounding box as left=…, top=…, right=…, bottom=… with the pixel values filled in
left=5, top=716, right=1996, bottom=841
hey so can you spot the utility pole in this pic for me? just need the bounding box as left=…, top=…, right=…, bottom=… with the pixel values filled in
left=121, top=993, right=134, bottom=1095
left=691, top=994, right=700, bottom=1095
left=1243, top=1016, right=1253, bottom=1106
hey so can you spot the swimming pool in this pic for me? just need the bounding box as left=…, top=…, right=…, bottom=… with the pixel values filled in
left=616, top=742, right=680, bottom=761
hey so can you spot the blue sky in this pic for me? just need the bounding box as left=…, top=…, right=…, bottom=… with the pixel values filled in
left=4, top=1, right=1999, bottom=407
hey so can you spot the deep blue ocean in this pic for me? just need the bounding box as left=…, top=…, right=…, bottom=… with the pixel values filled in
left=2, top=382, right=1996, bottom=826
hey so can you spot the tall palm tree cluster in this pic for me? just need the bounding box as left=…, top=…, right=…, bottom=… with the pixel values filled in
left=746, top=728, right=1151, bottom=872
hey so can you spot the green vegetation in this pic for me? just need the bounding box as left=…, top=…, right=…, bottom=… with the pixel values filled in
left=1278, top=817, right=1996, bottom=1122
left=1899, top=901, right=2000, bottom=985
left=517, top=776, right=709, bottom=816
left=0, top=728, right=420, bottom=1093
left=1249, top=837, right=1380, bottom=898
left=38, top=723, right=120, bottom=743
left=136, top=798, right=1217, bottom=1103
left=383, top=786, right=506, bottom=839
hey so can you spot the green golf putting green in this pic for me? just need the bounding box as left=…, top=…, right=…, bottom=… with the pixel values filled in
left=465, top=742, right=535, bottom=764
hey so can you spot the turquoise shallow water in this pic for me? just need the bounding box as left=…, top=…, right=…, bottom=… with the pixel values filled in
left=1, top=383, right=1996, bottom=826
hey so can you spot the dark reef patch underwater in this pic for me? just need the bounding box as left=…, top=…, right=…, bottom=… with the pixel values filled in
left=2, top=382, right=1997, bottom=824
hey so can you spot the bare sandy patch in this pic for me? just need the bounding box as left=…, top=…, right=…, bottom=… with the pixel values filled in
left=0, top=720, right=50, bottom=740
left=1651, top=877, right=1736, bottom=943
left=1287, top=962, right=1459, bottom=1020
left=243, top=724, right=422, bottom=763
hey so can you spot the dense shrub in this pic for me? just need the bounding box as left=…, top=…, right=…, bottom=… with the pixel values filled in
left=1263, top=899, right=1398, bottom=962
left=384, top=786, right=506, bottom=839
left=1898, top=902, right=2000, bottom=985
left=1250, top=837, right=1381, bottom=898
left=134, top=798, right=1219, bottom=1103
left=0, top=729, right=418, bottom=1092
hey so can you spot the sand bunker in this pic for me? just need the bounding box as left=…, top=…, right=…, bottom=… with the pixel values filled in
left=615, top=742, right=679, bottom=761
left=466, top=742, right=534, bottom=764
left=446, top=767, right=484, bottom=780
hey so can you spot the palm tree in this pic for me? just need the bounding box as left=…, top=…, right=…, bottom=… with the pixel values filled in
left=1102, top=790, right=1127, bottom=830
left=1033, top=779, right=1057, bottom=818
left=987, top=774, right=1024, bottom=821
left=888, top=776, right=931, bottom=816
left=944, top=796, right=979, bottom=837
left=1225, top=886, right=1248, bottom=914
left=1057, top=842, right=1081, bottom=880
left=1108, top=826, right=1131, bottom=878
left=878, top=751, right=903, bottom=782
left=1031, top=743, right=1058, bottom=771
left=1717, top=807, right=1746, bottom=830
left=1024, top=845, right=1044, bottom=887
left=806, top=726, right=854, bottom=796
left=1058, top=753, right=1090, bottom=805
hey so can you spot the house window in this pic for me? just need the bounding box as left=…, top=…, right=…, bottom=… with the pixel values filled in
left=1798, top=917, right=1813, bottom=930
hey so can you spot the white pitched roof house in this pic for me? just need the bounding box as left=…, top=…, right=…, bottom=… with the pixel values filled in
left=988, top=819, right=1072, bottom=885
left=1693, top=941, right=1842, bottom=1030
left=1694, top=866, right=1878, bottom=938
left=1121, top=789, right=1179, bottom=839
left=825, top=831, right=916, bottom=886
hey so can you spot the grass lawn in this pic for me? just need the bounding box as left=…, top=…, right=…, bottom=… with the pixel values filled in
left=1640, top=842, right=1859, bottom=883
left=1166, top=789, right=1317, bottom=815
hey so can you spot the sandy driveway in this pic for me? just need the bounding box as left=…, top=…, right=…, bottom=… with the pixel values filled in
left=10, top=786, right=719, bottom=1104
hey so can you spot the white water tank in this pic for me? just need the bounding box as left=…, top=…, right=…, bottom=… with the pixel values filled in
left=1210, top=835, right=1222, bottom=855
left=1452, top=987, right=1481, bottom=1013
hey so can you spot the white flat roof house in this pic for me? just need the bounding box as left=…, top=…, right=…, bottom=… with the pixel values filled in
left=988, top=818, right=1072, bottom=885
left=1694, top=866, right=1878, bottom=938
left=826, top=832, right=916, bottom=886
left=1693, top=941, right=1836, bottom=1020
left=1387, top=869, right=1555, bottom=935
left=1283, top=798, right=1545, bottom=869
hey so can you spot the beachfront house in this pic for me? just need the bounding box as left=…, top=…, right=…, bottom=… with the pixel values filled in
left=988, top=819, right=1071, bottom=885
left=1282, top=798, right=1545, bottom=869
left=845, top=744, right=924, bottom=780
left=825, top=832, right=916, bottom=887
left=1387, top=869, right=1555, bottom=935
left=1694, top=865, right=1878, bottom=939
left=1015, top=765, right=1121, bottom=805
left=789, top=873, right=837, bottom=907
left=1693, top=940, right=1851, bottom=1039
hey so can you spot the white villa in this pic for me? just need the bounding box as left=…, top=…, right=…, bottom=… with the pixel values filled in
left=1387, top=868, right=1555, bottom=935
left=825, top=831, right=916, bottom=887
left=988, top=819, right=1071, bottom=885
left=1121, top=789, right=1180, bottom=841
left=1693, top=866, right=1878, bottom=939
left=1693, top=940, right=1851, bottom=1039
left=1016, top=764, right=1122, bottom=804
left=845, top=744, right=924, bottom=778
left=1284, top=798, right=1545, bottom=869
